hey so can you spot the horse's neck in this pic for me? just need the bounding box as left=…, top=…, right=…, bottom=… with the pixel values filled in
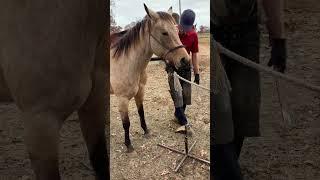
left=130, top=33, right=153, bottom=71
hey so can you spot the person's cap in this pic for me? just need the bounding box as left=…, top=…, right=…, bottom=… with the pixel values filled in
left=180, top=9, right=195, bottom=32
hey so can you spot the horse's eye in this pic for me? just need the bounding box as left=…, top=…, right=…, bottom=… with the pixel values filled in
left=162, top=32, right=169, bottom=36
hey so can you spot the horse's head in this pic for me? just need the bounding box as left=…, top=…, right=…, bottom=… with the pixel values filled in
left=144, top=4, right=190, bottom=71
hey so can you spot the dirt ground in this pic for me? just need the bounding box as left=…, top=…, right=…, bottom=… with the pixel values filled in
left=110, top=35, right=210, bottom=179
left=240, top=0, right=320, bottom=179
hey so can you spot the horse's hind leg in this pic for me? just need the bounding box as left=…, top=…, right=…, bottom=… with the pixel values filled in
left=23, top=111, right=63, bottom=180
left=78, top=78, right=109, bottom=179
left=118, top=97, right=134, bottom=152
left=134, top=83, right=149, bottom=135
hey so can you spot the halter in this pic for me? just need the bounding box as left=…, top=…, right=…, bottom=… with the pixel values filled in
left=148, top=21, right=185, bottom=62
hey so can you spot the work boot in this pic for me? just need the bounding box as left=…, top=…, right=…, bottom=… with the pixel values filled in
left=175, top=123, right=194, bottom=136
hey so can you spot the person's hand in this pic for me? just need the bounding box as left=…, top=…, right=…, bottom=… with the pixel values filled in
left=268, top=38, right=287, bottom=73
left=194, top=74, right=200, bottom=84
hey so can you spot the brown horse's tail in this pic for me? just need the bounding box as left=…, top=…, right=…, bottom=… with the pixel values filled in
left=211, top=39, right=232, bottom=94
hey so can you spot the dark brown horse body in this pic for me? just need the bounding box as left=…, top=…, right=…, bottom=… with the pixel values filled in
left=0, top=1, right=109, bottom=179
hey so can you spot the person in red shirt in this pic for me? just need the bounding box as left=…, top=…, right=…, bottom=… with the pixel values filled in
left=167, top=10, right=199, bottom=133
left=179, top=24, right=200, bottom=82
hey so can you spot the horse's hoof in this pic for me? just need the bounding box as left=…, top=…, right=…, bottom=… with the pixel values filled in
left=126, top=145, right=134, bottom=153
left=144, top=129, right=151, bottom=138
left=144, top=133, right=151, bottom=139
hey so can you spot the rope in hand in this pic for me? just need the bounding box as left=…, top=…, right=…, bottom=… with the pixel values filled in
left=153, top=39, right=320, bottom=94
left=173, top=72, right=210, bottom=91
left=150, top=57, right=211, bottom=91
left=213, top=40, right=320, bottom=93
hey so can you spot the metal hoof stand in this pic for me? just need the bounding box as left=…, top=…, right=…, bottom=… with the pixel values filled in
left=157, top=125, right=210, bottom=172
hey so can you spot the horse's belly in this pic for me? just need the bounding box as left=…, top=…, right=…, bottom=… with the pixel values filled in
left=110, top=77, right=139, bottom=99
left=110, top=66, right=139, bottom=98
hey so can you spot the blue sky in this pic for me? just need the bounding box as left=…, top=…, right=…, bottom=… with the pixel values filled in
left=112, top=0, right=210, bottom=28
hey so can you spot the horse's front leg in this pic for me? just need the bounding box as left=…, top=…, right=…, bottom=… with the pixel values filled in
left=118, top=96, right=134, bottom=152
left=78, top=76, right=109, bottom=179
left=23, top=111, right=63, bottom=180
left=134, top=84, right=149, bottom=135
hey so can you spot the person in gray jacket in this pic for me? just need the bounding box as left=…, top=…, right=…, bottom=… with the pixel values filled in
left=211, top=0, right=287, bottom=179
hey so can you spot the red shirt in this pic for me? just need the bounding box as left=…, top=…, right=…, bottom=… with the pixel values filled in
left=179, top=28, right=199, bottom=54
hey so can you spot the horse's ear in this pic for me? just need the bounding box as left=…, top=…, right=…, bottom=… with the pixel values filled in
left=167, top=6, right=173, bottom=15
left=144, top=3, right=158, bottom=20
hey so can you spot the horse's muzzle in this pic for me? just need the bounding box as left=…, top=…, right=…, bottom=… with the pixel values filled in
left=177, top=57, right=191, bottom=74
left=179, top=57, right=191, bottom=70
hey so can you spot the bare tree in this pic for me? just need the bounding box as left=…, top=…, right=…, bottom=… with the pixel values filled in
left=199, top=25, right=210, bottom=33
left=110, top=0, right=122, bottom=33
left=124, top=20, right=139, bottom=30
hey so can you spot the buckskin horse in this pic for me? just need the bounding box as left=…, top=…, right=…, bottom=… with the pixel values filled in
left=0, top=1, right=109, bottom=179
left=110, top=4, right=190, bottom=152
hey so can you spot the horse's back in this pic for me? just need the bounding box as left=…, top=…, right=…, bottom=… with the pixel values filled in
left=0, top=1, right=107, bottom=113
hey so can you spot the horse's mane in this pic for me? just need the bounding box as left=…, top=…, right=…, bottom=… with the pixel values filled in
left=111, top=11, right=175, bottom=58
left=110, top=30, right=127, bottom=43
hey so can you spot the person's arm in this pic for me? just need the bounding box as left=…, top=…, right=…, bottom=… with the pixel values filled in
left=192, top=32, right=200, bottom=84
left=262, top=0, right=287, bottom=73
left=192, top=53, right=199, bottom=74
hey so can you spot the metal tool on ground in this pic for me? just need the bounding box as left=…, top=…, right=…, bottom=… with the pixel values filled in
left=158, top=125, right=210, bottom=172
left=274, top=77, right=294, bottom=126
